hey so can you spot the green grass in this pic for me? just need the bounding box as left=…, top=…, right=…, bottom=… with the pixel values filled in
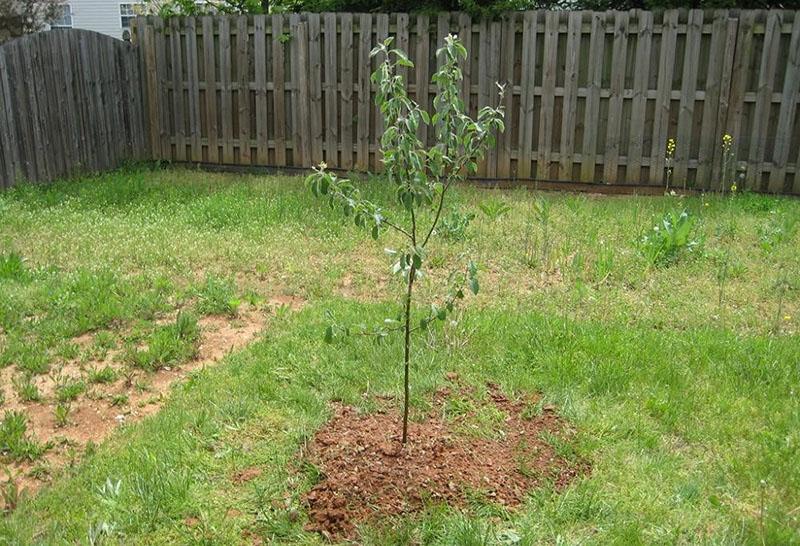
left=0, top=165, right=798, bottom=544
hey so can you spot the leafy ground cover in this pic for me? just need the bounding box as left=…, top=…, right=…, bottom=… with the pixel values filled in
left=0, top=165, right=798, bottom=544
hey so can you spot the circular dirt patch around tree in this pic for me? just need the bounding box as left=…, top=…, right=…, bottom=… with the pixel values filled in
left=302, top=382, right=589, bottom=540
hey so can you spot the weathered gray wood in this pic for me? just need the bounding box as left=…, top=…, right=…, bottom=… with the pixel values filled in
left=310, top=13, right=325, bottom=164
left=356, top=14, right=371, bottom=171
left=497, top=13, right=515, bottom=178
left=236, top=16, right=251, bottom=164
left=710, top=17, right=739, bottom=188
left=340, top=13, right=354, bottom=170
left=254, top=15, right=269, bottom=165
left=603, top=11, right=628, bottom=184
left=673, top=10, right=703, bottom=187
left=170, top=17, right=186, bottom=161
left=768, top=13, right=800, bottom=192
left=746, top=10, right=782, bottom=191
left=536, top=12, right=558, bottom=180
left=518, top=11, right=537, bottom=180
left=297, top=21, right=312, bottom=166
left=580, top=11, right=605, bottom=182
left=415, top=14, right=430, bottom=146
left=0, top=50, right=18, bottom=187
left=323, top=13, right=339, bottom=167
left=202, top=16, right=219, bottom=163
left=396, top=13, right=410, bottom=86
left=4, top=11, right=800, bottom=195
left=485, top=21, right=501, bottom=178
left=218, top=17, right=234, bottom=163
left=272, top=14, right=287, bottom=166
left=374, top=14, right=389, bottom=170
left=724, top=11, right=755, bottom=168
left=559, top=11, right=583, bottom=180
left=626, top=10, right=652, bottom=184
left=649, top=10, right=678, bottom=186
left=695, top=10, right=728, bottom=188
left=186, top=17, right=202, bottom=162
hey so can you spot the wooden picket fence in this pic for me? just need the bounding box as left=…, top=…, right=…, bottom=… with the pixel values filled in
left=1, top=11, right=799, bottom=193
left=131, top=10, right=800, bottom=194
left=0, top=30, right=148, bottom=188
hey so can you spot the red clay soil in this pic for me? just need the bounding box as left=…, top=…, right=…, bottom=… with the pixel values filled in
left=302, top=383, right=588, bottom=541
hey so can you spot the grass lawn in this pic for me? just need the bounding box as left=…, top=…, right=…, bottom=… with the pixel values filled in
left=0, top=165, right=798, bottom=545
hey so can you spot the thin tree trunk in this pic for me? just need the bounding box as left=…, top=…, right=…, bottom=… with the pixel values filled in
left=401, top=265, right=415, bottom=444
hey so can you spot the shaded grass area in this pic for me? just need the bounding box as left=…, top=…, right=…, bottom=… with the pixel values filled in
left=0, top=166, right=799, bottom=544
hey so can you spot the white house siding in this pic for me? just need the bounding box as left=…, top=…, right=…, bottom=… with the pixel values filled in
left=49, top=0, right=143, bottom=40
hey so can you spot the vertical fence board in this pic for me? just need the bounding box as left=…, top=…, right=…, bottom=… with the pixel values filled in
left=497, top=13, right=515, bottom=178
left=650, top=10, right=678, bottom=185
left=254, top=15, right=269, bottom=165
left=626, top=10, right=652, bottom=184
left=536, top=12, right=558, bottom=181
left=746, top=11, right=782, bottom=191
left=340, top=13, right=354, bottom=170
left=356, top=14, right=371, bottom=171
left=768, top=13, right=800, bottom=192
left=603, top=11, right=629, bottom=184
left=559, top=11, right=582, bottom=180
left=186, top=17, right=202, bottom=162
left=581, top=11, right=605, bottom=181
left=518, top=11, right=537, bottom=180
left=236, top=16, right=251, bottom=164
left=272, top=14, right=287, bottom=166
left=673, top=9, right=703, bottom=187
left=696, top=10, right=729, bottom=188
left=218, top=17, right=233, bottom=163
left=416, top=15, right=430, bottom=146
left=202, top=17, right=219, bottom=163
left=323, top=13, right=339, bottom=167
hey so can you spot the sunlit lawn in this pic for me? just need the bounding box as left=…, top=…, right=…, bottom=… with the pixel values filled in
left=0, top=165, right=798, bottom=544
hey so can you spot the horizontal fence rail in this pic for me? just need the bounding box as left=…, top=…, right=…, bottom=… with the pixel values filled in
left=0, top=30, right=148, bottom=188
left=132, top=10, right=800, bottom=194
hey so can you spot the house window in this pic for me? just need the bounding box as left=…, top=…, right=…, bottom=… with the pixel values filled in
left=119, top=3, right=140, bottom=28
left=51, top=4, right=73, bottom=28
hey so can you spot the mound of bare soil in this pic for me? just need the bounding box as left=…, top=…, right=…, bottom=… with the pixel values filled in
left=302, top=383, right=588, bottom=540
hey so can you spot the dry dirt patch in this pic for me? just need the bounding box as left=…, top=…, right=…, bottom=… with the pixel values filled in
left=302, top=383, right=588, bottom=540
left=0, top=305, right=270, bottom=499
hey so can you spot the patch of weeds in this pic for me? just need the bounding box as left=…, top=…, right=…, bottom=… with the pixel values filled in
left=194, top=276, right=240, bottom=317
left=0, top=252, right=27, bottom=281
left=128, top=311, right=199, bottom=371
left=757, top=211, right=797, bottom=253
left=592, top=244, right=614, bottom=284
left=54, top=403, right=71, bottom=428
left=438, top=209, right=475, bottom=242
left=640, top=209, right=700, bottom=267
left=1, top=338, right=50, bottom=375
left=109, top=394, right=129, bottom=407
left=0, top=411, right=47, bottom=462
left=13, top=374, right=41, bottom=402
left=1, top=472, right=24, bottom=514
left=88, top=365, right=117, bottom=384
left=55, top=379, right=86, bottom=403
left=478, top=198, right=511, bottom=222
left=57, top=342, right=80, bottom=361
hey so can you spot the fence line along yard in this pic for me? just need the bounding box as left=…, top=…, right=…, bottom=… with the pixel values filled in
left=131, top=10, right=800, bottom=194
left=1, top=11, right=799, bottom=193
left=0, top=30, right=148, bottom=188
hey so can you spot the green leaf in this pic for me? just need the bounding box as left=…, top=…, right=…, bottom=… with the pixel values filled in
left=324, top=326, right=333, bottom=344
left=371, top=225, right=379, bottom=240
left=469, top=276, right=479, bottom=295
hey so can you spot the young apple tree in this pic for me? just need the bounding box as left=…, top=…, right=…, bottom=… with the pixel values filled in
left=306, top=35, right=505, bottom=444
